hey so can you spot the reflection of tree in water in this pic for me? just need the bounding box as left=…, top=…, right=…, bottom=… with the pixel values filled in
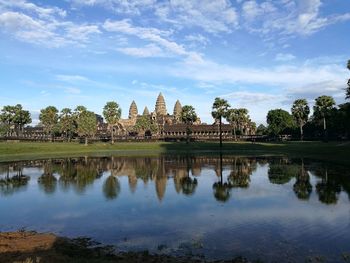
left=57, top=158, right=78, bottom=192
left=227, top=157, right=256, bottom=188
left=293, top=161, right=312, bottom=200
left=103, top=175, right=120, bottom=200
left=180, top=177, right=198, bottom=195
left=0, top=163, right=30, bottom=196
left=59, top=157, right=101, bottom=194
left=315, top=168, right=341, bottom=205
left=179, top=155, right=198, bottom=196
left=213, top=182, right=231, bottom=202
left=268, top=158, right=299, bottom=185
left=308, top=163, right=350, bottom=203
left=38, top=160, right=57, bottom=194
left=212, top=153, right=230, bottom=202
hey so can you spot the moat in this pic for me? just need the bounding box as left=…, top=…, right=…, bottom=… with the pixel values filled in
left=1, top=155, right=350, bottom=262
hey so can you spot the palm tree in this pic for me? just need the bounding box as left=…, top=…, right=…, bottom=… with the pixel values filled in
left=103, top=101, right=121, bottom=144
left=236, top=108, right=250, bottom=135
left=226, top=109, right=239, bottom=141
left=181, top=105, right=197, bottom=144
left=313, top=95, right=335, bottom=141
left=291, top=99, right=310, bottom=141
left=39, top=106, right=59, bottom=142
left=76, top=109, right=97, bottom=146
left=59, top=108, right=75, bottom=142
left=212, top=98, right=230, bottom=148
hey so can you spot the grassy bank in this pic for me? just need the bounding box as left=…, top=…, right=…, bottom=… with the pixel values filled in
left=0, top=141, right=349, bottom=165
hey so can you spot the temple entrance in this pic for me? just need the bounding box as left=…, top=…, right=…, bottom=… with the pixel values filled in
left=145, top=130, right=152, bottom=138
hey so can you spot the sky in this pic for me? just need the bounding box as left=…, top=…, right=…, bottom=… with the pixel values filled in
left=0, top=0, right=349, bottom=125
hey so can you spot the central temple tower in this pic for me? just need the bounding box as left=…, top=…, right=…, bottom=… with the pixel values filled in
left=155, top=92, right=167, bottom=116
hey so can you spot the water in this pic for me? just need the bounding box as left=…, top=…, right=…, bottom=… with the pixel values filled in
left=0, top=155, right=350, bottom=262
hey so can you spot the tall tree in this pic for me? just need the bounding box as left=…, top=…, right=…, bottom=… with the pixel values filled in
left=226, top=109, right=239, bottom=141
left=181, top=105, right=197, bottom=144
left=0, top=104, right=31, bottom=136
left=0, top=106, right=15, bottom=135
left=59, top=108, right=75, bottom=142
left=267, top=109, right=295, bottom=137
left=313, top=95, right=335, bottom=141
left=211, top=98, right=230, bottom=147
left=346, top=60, right=350, bottom=99
left=76, top=109, right=97, bottom=146
left=291, top=99, right=310, bottom=141
left=103, top=101, right=121, bottom=144
left=39, top=106, right=58, bottom=142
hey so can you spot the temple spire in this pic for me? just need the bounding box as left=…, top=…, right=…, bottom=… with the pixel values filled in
left=129, top=100, right=138, bottom=119
left=173, top=100, right=182, bottom=122
left=155, top=92, right=167, bottom=115
left=143, top=106, right=150, bottom=115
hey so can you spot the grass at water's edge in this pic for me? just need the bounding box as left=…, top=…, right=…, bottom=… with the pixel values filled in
left=0, top=141, right=349, bottom=165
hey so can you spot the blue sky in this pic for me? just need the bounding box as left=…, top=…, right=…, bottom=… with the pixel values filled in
left=0, top=0, right=349, bottom=125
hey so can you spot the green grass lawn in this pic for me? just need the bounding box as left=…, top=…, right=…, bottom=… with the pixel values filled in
left=0, top=140, right=349, bottom=165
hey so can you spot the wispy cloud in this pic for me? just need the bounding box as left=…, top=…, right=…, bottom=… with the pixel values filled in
left=154, top=0, right=238, bottom=33
left=70, top=0, right=156, bottom=15
left=240, top=0, right=350, bottom=37
left=0, top=0, right=100, bottom=48
left=275, top=53, right=296, bottom=62
left=117, top=44, right=169, bottom=58
left=0, top=0, right=66, bottom=18
left=56, top=74, right=90, bottom=82
left=172, top=59, right=348, bottom=89
left=103, top=19, right=203, bottom=62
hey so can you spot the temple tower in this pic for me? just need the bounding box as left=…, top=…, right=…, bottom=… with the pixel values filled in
left=129, top=100, right=138, bottom=119
left=173, top=100, right=182, bottom=122
left=143, top=106, right=150, bottom=116
left=155, top=92, right=167, bottom=116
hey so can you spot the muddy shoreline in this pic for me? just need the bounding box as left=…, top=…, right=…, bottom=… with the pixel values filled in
left=0, top=231, right=252, bottom=263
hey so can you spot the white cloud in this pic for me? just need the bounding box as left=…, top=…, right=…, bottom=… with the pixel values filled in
left=240, top=0, right=350, bottom=37
left=70, top=0, right=155, bottom=14
left=275, top=53, right=296, bottom=62
left=56, top=75, right=90, bottom=82
left=0, top=0, right=67, bottom=18
left=0, top=11, right=65, bottom=47
left=184, top=34, right=210, bottom=47
left=0, top=11, right=100, bottom=47
left=65, top=24, right=101, bottom=42
left=285, top=80, right=346, bottom=103
left=222, top=91, right=283, bottom=105
left=172, top=59, right=348, bottom=89
left=155, top=0, right=238, bottom=33
left=71, top=0, right=238, bottom=34
left=103, top=19, right=203, bottom=61
left=117, top=44, right=169, bottom=58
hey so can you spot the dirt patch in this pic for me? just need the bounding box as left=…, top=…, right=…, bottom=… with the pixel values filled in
left=0, top=231, right=250, bottom=263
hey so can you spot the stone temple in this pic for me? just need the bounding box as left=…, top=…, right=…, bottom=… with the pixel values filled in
left=115, top=93, right=200, bottom=136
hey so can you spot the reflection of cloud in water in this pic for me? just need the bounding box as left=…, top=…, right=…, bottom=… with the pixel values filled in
left=53, top=211, right=87, bottom=220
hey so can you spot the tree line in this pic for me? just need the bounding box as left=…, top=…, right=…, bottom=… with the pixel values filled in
left=1, top=60, right=349, bottom=144
left=256, top=94, right=350, bottom=141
